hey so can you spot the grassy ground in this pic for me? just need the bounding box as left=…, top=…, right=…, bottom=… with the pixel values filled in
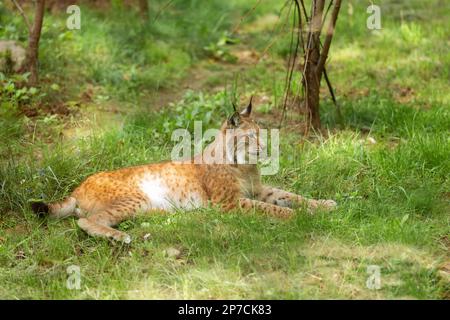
left=0, top=0, right=449, bottom=299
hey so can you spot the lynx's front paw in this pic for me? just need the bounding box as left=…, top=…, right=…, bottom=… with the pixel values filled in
left=308, top=199, right=337, bottom=212
left=113, top=232, right=132, bottom=244
left=318, top=199, right=337, bottom=210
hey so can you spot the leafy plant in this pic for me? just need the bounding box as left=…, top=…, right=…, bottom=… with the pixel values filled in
left=204, top=32, right=239, bottom=63
left=0, top=72, right=44, bottom=108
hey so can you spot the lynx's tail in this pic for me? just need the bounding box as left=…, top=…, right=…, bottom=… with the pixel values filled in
left=31, top=196, right=77, bottom=218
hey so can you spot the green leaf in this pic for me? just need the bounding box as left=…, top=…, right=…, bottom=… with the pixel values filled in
left=400, top=214, right=410, bottom=226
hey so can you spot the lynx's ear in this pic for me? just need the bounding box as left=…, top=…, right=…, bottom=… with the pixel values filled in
left=240, top=96, right=253, bottom=117
left=228, top=111, right=241, bottom=127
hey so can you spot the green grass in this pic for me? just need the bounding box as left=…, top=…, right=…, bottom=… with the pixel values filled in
left=0, top=0, right=449, bottom=299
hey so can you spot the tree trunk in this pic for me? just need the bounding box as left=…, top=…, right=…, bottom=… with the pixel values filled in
left=303, top=0, right=325, bottom=130
left=138, top=0, right=149, bottom=21
left=316, top=0, right=342, bottom=82
left=25, top=0, right=46, bottom=86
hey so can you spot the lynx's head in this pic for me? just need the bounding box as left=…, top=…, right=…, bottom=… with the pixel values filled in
left=220, top=97, right=266, bottom=164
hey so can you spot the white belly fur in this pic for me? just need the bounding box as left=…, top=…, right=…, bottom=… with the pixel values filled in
left=139, top=177, right=203, bottom=211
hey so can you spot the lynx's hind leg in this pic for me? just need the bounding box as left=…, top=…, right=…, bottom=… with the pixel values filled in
left=78, top=215, right=132, bottom=244
left=77, top=195, right=147, bottom=243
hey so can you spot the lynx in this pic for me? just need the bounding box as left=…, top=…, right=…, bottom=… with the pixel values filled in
left=31, top=99, right=336, bottom=243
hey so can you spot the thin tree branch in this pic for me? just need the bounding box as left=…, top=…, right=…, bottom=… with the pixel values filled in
left=316, top=0, right=342, bottom=79
left=153, top=0, right=175, bottom=23
left=323, top=67, right=341, bottom=121
left=11, top=0, right=32, bottom=32
left=279, top=0, right=302, bottom=128
left=299, top=0, right=308, bottom=22
left=322, top=0, right=334, bottom=30
left=259, top=1, right=292, bottom=60
left=231, top=0, right=263, bottom=34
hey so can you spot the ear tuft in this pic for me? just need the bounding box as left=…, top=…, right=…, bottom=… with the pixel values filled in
left=240, top=96, right=253, bottom=117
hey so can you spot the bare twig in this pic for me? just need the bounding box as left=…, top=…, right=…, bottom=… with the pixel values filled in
left=323, top=67, right=341, bottom=120
left=11, top=0, right=32, bottom=32
left=316, top=0, right=342, bottom=79
left=153, top=0, right=175, bottom=23
left=298, top=0, right=309, bottom=24
left=321, top=0, right=334, bottom=30
left=279, top=0, right=302, bottom=128
left=259, top=0, right=292, bottom=60
left=231, top=0, right=263, bottom=34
